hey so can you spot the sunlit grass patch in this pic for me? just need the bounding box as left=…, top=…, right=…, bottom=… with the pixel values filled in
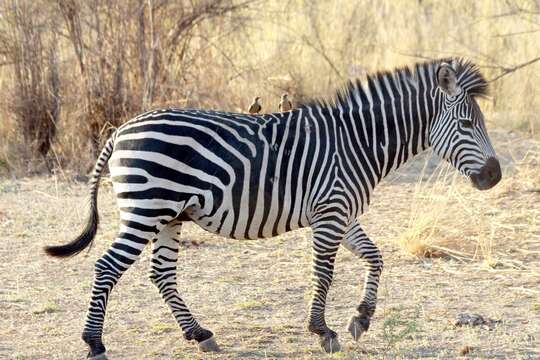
left=382, top=305, right=422, bottom=348
left=32, top=302, right=60, bottom=315
left=150, top=320, right=176, bottom=335
left=235, top=299, right=268, bottom=310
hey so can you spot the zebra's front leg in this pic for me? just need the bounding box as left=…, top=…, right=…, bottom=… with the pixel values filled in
left=308, top=217, right=347, bottom=353
left=341, top=220, right=383, bottom=341
left=149, top=221, right=219, bottom=352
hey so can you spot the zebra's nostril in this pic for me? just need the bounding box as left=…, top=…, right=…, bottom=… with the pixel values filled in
left=484, top=157, right=501, bottom=184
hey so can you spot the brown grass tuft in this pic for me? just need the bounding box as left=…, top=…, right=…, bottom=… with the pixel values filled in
left=397, top=138, right=540, bottom=268
left=396, top=162, right=463, bottom=259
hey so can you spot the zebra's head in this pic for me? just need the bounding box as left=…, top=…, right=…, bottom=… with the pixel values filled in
left=429, top=60, right=501, bottom=190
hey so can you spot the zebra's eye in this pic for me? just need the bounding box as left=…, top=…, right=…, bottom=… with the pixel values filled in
left=459, top=119, right=473, bottom=129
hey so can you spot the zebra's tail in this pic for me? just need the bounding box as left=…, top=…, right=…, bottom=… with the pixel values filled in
left=44, top=134, right=116, bottom=257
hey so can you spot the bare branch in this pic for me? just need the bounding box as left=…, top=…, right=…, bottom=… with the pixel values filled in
left=300, top=34, right=344, bottom=79
left=167, top=0, right=258, bottom=50
left=493, top=29, right=540, bottom=37
left=394, top=52, right=437, bottom=62
left=489, top=56, right=540, bottom=82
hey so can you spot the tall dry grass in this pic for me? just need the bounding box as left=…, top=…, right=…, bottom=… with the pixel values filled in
left=397, top=139, right=540, bottom=265
left=0, top=0, right=539, bottom=174
left=396, top=162, right=460, bottom=258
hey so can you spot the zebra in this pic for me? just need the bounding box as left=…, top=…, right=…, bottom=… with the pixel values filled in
left=45, top=58, right=501, bottom=358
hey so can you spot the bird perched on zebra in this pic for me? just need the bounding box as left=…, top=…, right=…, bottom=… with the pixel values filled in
left=279, top=93, right=292, bottom=112
left=44, top=58, right=501, bottom=358
left=248, top=96, right=262, bottom=114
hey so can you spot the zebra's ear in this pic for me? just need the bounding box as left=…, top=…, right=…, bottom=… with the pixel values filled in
left=436, top=62, right=461, bottom=97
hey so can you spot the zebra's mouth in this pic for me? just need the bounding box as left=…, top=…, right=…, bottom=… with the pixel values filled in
left=470, top=157, right=501, bottom=190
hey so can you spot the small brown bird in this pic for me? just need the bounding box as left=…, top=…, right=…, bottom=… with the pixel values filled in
left=248, top=96, right=262, bottom=114
left=279, top=93, right=292, bottom=112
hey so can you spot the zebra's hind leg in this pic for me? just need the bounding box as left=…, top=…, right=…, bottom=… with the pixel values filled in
left=341, top=220, right=383, bottom=341
left=149, top=220, right=219, bottom=352
left=82, top=223, right=161, bottom=359
left=307, top=216, right=347, bottom=353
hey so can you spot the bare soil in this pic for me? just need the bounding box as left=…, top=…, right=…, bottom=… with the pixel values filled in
left=1, top=130, right=539, bottom=359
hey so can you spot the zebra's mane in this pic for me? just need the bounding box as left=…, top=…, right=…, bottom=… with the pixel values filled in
left=301, top=58, right=489, bottom=110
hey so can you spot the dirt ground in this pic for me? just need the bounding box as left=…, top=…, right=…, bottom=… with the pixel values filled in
left=1, top=130, right=539, bottom=360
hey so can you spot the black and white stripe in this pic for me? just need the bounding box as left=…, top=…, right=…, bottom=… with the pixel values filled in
left=45, top=58, right=500, bottom=357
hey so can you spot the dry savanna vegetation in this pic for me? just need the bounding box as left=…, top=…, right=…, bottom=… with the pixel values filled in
left=1, top=0, right=539, bottom=359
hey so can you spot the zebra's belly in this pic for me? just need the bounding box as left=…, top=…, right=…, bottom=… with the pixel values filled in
left=185, top=199, right=305, bottom=240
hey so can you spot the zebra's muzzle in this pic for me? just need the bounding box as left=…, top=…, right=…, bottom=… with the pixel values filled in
left=470, top=157, right=501, bottom=190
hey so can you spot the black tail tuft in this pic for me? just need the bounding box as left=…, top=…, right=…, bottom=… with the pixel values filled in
left=44, top=133, right=115, bottom=258
left=44, top=202, right=99, bottom=257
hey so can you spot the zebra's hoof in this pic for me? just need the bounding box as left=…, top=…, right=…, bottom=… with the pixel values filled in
left=198, top=336, right=220, bottom=352
left=320, top=333, right=341, bottom=353
left=347, top=316, right=365, bottom=341
left=87, top=352, right=108, bottom=360
left=348, top=315, right=369, bottom=341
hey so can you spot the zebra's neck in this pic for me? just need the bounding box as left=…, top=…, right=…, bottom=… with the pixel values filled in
left=313, top=63, right=439, bottom=202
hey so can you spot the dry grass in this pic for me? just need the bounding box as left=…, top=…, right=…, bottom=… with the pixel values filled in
left=396, top=164, right=461, bottom=259
left=1, top=1, right=540, bottom=173
left=1, top=131, right=539, bottom=359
